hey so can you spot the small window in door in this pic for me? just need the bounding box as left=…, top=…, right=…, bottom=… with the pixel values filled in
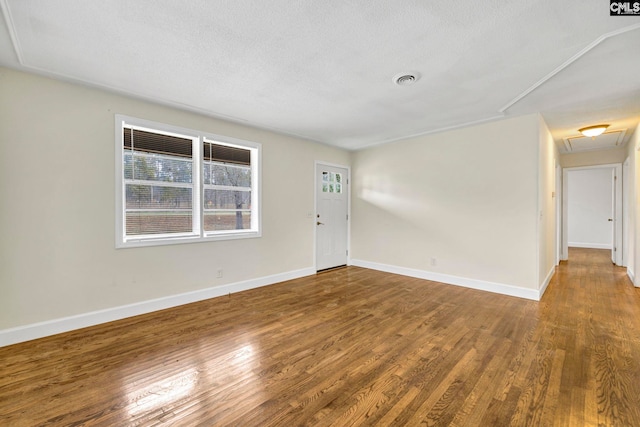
left=322, top=171, right=342, bottom=193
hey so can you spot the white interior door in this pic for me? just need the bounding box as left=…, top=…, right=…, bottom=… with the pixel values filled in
left=316, top=164, right=348, bottom=271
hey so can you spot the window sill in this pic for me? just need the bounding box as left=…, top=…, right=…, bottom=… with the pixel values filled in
left=116, top=230, right=261, bottom=249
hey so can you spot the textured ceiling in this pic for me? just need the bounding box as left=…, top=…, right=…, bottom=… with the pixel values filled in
left=1, top=0, right=639, bottom=151
left=563, top=131, right=627, bottom=153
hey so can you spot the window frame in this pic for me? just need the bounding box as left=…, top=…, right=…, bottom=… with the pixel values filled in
left=115, top=114, right=261, bottom=248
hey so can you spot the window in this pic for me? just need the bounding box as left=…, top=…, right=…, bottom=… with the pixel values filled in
left=203, top=139, right=252, bottom=232
left=116, top=115, right=260, bottom=248
left=322, top=171, right=342, bottom=193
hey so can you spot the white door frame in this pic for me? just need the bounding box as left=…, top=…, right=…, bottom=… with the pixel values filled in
left=555, top=161, right=562, bottom=265
left=314, top=161, right=351, bottom=270
left=623, top=158, right=630, bottom=267
left=561, top=163, right=623, bottom=265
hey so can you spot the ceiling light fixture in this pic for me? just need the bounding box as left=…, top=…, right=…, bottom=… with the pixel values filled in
left=393, top=72, right=420, bottom=86
left=578, top=124, right=609, bottom=138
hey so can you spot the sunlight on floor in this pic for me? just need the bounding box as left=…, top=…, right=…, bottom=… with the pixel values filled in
left=126, top=367, right=199, bottom=416
left=125, top=343, right=258, bottom=418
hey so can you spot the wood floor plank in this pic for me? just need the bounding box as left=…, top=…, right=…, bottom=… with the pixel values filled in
left=1, top=248, right=640, bottom=426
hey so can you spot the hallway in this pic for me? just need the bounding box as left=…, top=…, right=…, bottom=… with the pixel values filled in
left=535, top=247, right=640, bottom=425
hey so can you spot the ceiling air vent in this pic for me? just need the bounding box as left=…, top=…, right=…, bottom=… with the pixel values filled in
left=393, top=72, right=420, bottom=86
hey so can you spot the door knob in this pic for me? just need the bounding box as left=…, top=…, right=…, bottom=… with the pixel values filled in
left=608, top=218, right=613, bottom=222
left=317, top=221, right=324, bottom=225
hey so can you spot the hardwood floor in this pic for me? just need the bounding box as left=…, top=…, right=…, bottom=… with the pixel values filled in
left=1, top=248, right=640, bottom=426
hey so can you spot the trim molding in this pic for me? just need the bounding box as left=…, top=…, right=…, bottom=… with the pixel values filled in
left=539, top=266, right=556, bottom=299
left=0, top=0, right=24, bottom=63
left=628, top=268, right=636, bottom=287
left=356, top=113, right=506, bottom=149
left=499, top=23, right=640, bottom=112
left=0, top=267, right=315, bottom=348
left=568, top=242, right=612, bottom=250
left=350, top=259, right=540, bottom=301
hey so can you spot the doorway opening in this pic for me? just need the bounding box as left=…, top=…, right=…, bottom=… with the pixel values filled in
left=561, top=164, right=622, bottom=265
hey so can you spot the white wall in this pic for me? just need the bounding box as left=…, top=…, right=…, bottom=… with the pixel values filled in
left=627, top=123, right=640, bottom=285
left=560, top=146, right=627, bottom=168
left=567, top=168, right=613, bottom=249
left=351, top=114, right=542, bottom=295
left=0, top=67, right=350, bottom=332
left=538, top=117, right=559, bottom=291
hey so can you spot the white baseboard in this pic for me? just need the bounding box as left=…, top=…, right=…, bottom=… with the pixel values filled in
left=539, top=266, right=556, bottom=298
left=350, top=259, right=540, bottom=301
left=628, top=268, right=637, bottom=287
left=0, top=267, right=315, bottom=348
left=568, top=242, right=612, bottom=250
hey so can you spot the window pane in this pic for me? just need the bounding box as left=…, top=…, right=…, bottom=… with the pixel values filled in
left=124, top=153, right=192, bottom=183
left=205, top=163, right=251, bottom=187
left=126, top=211, right=193, bottom=235
left=124, top=152, right=133, bottom=179
left=126, top=185, right=192, bottom=209
left=204, top=189, right=250, bottom=209
left=203, top=163, right=211, bottom=185
left=319, top=170, right=343, bottom=193
left=204, top=211, right=251, bottom=231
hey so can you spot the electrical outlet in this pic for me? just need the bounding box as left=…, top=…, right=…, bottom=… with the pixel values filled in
left=430, top=257, right=437, bottom=267
left=217, top=269, right=223, bottom=278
